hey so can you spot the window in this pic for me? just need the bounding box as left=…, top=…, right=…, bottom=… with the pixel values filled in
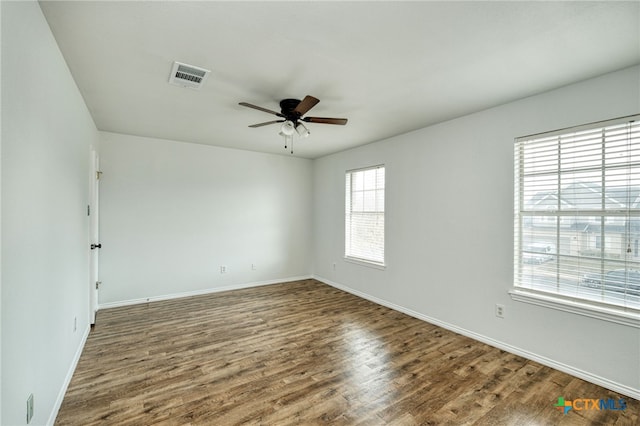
left=513, top=115, right=640, bottom=325
left=345, top=165, right=385, bottom=266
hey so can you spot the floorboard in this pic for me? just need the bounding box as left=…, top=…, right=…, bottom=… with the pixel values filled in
left=55, top=279, right=639, bottom=425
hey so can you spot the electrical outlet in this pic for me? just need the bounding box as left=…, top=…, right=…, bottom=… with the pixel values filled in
left=220, top=265, right=227, bottom=274
left=251, top=264, right=256, bottom=271
left=26, top=393, right=34, bottom=424
left=495, top=304, right=505, bottom=319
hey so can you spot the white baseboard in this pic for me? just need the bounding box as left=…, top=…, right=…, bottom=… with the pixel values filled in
left=98, top=275, right=313, bottom=310
left=47, top=324, right=91, bottom=426
left=314, top=275, right=640, bottom=401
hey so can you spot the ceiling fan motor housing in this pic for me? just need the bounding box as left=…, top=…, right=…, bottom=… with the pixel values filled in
left=279, top=99, right=302, bottom=120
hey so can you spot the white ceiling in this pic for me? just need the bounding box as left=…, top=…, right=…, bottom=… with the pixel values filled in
left=39, top=1, right=640, bottom=159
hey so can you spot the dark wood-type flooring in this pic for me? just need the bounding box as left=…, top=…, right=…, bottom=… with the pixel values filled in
left=55, top=279, right=638, bottom=425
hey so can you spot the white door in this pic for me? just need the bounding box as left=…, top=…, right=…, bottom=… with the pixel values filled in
left=89, top=150, right=100, bottom=324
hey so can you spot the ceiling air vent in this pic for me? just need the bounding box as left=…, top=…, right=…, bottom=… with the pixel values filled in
left=168, top=61, right=210, bottom=90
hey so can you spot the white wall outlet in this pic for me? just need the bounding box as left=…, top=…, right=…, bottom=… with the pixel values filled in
left=251, top=264, right=256, bottom=270
left=495, top=304, right=505, bottom=319
left=26, top=393, right=34, bottom=424
left=220, top=265, right=227, bottom=274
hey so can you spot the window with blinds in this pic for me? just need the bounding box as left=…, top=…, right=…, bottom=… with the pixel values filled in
left=514, top=115, right=640, bottom=315
left=345, top=165, right=385, bottom=266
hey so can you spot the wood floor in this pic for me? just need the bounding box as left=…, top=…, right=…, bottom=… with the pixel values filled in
left=55, top=279, right=638, bottom=425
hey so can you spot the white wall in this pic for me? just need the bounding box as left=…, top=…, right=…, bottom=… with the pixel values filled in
left=313, top=66, right=640, bottom=398
left=1, top=1, right=99, bottom=425
left=98, top=132, right=312, bottom=305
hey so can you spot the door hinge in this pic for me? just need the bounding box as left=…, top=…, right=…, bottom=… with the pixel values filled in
left=87, top=205, right=91, bottom=216
left=96, top=171, right=103, bottom=180
left=96, top=281, right=102, bottom=289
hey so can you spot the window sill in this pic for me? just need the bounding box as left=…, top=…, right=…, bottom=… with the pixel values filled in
left=509, top=288, right=640, bottom=328
left=344, top=257, right=386, bottom=270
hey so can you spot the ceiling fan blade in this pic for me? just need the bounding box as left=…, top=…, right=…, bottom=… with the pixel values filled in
left=303, top=117, right=348, bottom=125
left=239, top=102, right=285, bottom=117
left=249, top=120, right=284, bottom=128
left=293, top=95, right=320, bottom=116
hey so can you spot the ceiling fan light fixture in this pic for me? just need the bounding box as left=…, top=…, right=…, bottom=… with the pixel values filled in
left=279, top=120, right=295, bottom=136
left=296, top=122, right=310, bottom=138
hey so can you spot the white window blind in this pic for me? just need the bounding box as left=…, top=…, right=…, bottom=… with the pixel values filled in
left=345, top=165, right=385, bottom=266
left=514, top=115, right=640, bottom=316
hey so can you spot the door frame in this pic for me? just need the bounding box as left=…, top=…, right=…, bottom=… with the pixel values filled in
left=89, top=148, right=100, bottom=324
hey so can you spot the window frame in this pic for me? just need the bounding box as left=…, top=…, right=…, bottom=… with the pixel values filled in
left=344, top=165, right=386, bottom=268
left=511, top=115, right=640, bottom=328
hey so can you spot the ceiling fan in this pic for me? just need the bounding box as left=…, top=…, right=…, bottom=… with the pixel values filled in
left=239, top=95, right=348, bottom=153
